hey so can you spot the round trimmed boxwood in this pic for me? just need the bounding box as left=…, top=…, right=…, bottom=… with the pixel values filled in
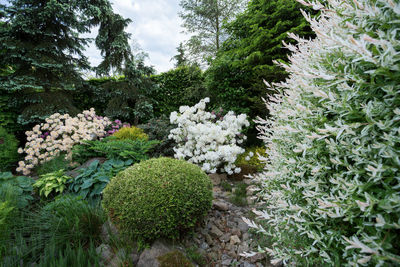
left=102, top=157, right=213, bottom=242
left=0, top=127, right=18, bottom=172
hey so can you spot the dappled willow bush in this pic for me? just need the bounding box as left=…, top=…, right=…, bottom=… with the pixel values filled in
left=247, top=0, right=400, bottom=266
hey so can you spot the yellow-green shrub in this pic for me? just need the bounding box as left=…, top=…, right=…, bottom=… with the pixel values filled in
left=235, top=147, right=266, bottom=170
left=112, top=126, right=148, bottom=141
left=102, top=157, right=212, bottom=243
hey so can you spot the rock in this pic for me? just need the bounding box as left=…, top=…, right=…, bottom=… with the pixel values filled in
left=96, top=244, right=113, bottom=263
left=200, top=241, right=209, bottom=250
left=230, top=235, right=241, bottom=245
left=231, top=228, right=242, bottom=237
left=219, top=232, right=231, bottom=243
left=137, top=240, right=173, bottom=267
left=209, top=173, right=222, bottom=186
left=243, top=262, right=257, bottom=267
left=236, top=218, right=249, bottom=232
left=101, top=220, right=119, bottom=243
left=213, top=200, right=229, bottom=211
left=210, top=225, right=224, bottom=238
left=221, top=254, right=232, bottom=266
left=204, top=233, right=213, bottom=245
left=242, top=233, right=250, bottom=241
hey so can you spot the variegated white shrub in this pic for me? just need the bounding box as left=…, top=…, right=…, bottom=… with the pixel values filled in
left=248, top=0, right=400, bottom=265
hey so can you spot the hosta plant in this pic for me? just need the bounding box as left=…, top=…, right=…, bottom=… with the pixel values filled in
left=169, top=98, right=249, bottom=174
left=70, top=159, right=132, bottom=199
left=33, top=170, right=72, bottom=198
left=245, top=0, right=400, bottom=266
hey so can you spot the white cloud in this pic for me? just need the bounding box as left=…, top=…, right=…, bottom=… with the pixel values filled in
left=84, top=0, right=188, bottom=74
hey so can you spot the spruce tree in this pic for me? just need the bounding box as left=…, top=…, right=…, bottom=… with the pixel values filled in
left=0, top=0, right=132, bottom=127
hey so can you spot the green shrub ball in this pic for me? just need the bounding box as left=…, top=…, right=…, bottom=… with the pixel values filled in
left=102, top=157, right=213, bottom=242
left=0, top=127, right=19, bottom=172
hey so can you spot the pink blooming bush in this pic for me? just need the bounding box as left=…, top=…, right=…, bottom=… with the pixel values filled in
left=17, top=109, right=111, bottom=175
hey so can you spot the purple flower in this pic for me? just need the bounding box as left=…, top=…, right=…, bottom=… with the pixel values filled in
left=114, top=120, right=122, bottom=124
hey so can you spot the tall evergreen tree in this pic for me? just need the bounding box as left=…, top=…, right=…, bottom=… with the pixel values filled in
left=0, top=0, right=132, bottom=127
left=171, top=42, right=189, bottom=67
left=206, top=0, right=314, bottom=121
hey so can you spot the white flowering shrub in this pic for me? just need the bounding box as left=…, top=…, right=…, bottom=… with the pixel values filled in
left=17, top=109, right=111, bottom=175
left=246, top=0, right=400, bottom=266
left=168, top=98, right=249, bottom=174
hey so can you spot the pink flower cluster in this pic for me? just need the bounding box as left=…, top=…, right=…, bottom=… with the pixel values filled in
left=17, top=109, right=111, bottom=175
left=106, top=119, right=131, bottom=136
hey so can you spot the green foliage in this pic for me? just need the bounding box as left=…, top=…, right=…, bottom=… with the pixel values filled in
left=0, top=195, right=105, bottom=265
left=0, top=0, right=132, bottom=126
left=0, top=201, right=14, bottom=240
left=151, top=65, right=208, bottom=116
left=0, top=127, right=19, bottom=171
left=0, top=172, right=34, bottom=208
left=35, top=153, right=71, bottom=176
left=205, top=0, right=315, bottom=142
left=74, top=59, right=158, bottom=124
left=179, top=0, right=247, bottom=64
left=76, top=137, right=158, bottom=162
left=102, top=157, right=213, bottom=243
left=36, top=241, right=101, bottom=267
left=157, top=250, right=194, bottom=267
left=71, top=143, right=104, bottom=165
left=70, top=159, right=133, bottom=199
left=185, top=245, right=207, bottom=267
left=252, top=0, right=400, bottom=265
left=138, top=115, right=176, bottom=157
left=34, top=170, right=72, bottom=198
left=235, top=146, right=266, bottom=170
left=113, top=126, right=149, bottom=141
left=171, top=42, right=189, bottom=67
left=230, top=182, right=247, bottom=207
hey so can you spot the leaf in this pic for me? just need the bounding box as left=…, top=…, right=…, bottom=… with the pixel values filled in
left=80, top=179, right=94, bottom=190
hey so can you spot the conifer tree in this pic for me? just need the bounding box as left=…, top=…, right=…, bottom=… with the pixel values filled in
left=0, top=0, right=132, bottom=126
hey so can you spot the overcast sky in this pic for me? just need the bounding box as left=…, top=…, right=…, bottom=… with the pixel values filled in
left=86, top=0, right=188, bottom=74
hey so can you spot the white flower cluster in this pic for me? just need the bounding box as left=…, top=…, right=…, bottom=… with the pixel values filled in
left=17, top=109, right=111, bottom=175
left=168, top=98, right=249, bottom=174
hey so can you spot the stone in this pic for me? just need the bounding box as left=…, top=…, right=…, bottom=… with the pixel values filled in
left=243, top=262, right=257, bottom=267
left=101, top=220, right=119, bottom=243
left=213, top=200, right=229, bottom=211
left=137, top=240, right=173, bottom=267
left=231, top=228, right=242, bottom=237
left=204, top=233, right=213, bottom=245
left=96, top=244, right=113, bottom=263
left=221, top=254, right=232, bottom=266
left=230, top=235, right=241, bottom=245
left=242, top=233, right=250, bottom=241
left=200, top=241, right=209, bottom=250
left=210, top=225, right=224, bottom=238
left=209, top=173, right=222, bottom=186
left=219, top=233, right=231, bottom=243
left=236, top=218, right=250, bottom=232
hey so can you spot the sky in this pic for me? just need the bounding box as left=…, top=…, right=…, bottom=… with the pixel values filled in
left=85, top=0, right=188, bottom=74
